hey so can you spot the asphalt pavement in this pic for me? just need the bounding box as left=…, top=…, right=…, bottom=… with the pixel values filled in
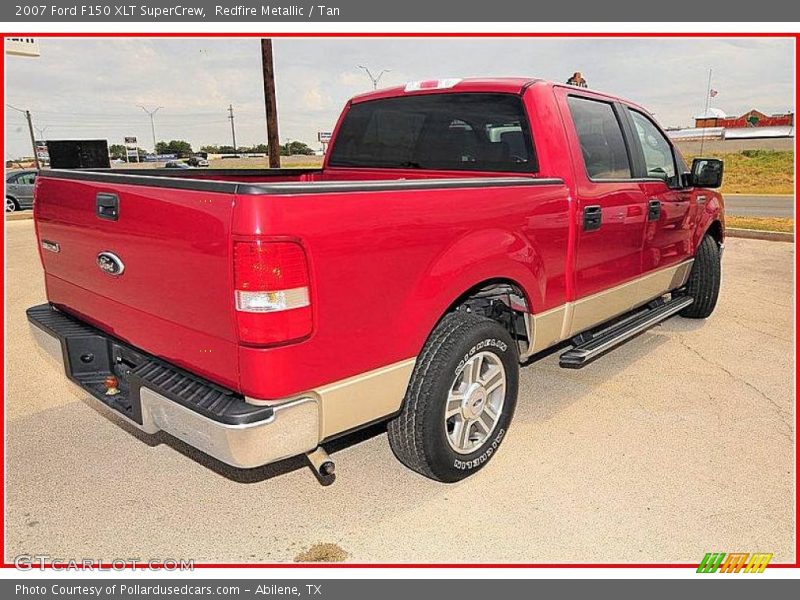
left=4, top=220, right=795, bottom=564
left=725, top=194, right=793, bottom=218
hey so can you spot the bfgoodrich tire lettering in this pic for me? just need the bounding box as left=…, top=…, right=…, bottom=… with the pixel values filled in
left=387, top=311, right=519, bottom=482
left=679, top=234, right=721, bottom=319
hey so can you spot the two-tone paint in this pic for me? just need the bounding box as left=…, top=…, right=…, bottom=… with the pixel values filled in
left=33, top=78, right=724, bottom=444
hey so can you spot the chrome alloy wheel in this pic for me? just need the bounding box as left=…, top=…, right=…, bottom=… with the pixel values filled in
left=6, top=197, right=16, bottom=213
left=445, top=351, right=506, bottom=454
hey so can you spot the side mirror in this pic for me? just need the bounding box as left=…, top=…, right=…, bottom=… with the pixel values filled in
left=690, top=158, right=724, bottom=188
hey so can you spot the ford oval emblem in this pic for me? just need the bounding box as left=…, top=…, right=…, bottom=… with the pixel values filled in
left=97, top=252, right=125, bottom=276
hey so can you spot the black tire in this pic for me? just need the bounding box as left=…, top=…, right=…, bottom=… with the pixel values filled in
left=387, top=311, right=519, bottom=482
left=6, top=197, right=19, bottom=213
left=678, top=234, right=721, bottom=319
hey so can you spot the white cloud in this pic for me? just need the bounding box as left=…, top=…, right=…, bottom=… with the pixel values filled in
left=4, top=37, right=794, bottom=157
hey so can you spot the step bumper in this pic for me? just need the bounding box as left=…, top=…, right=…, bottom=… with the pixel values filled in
left=27, top=304, right=320, bottom=469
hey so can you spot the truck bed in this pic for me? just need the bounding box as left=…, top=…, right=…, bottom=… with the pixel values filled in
left=34, top=167, right=568, bottom=401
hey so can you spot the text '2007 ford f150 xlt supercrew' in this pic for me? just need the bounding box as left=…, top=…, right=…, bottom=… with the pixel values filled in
left=29, top=78, right=724, bottom=483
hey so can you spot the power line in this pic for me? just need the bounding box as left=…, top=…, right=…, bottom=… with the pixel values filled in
left=6, top=104, right=41, bottom=169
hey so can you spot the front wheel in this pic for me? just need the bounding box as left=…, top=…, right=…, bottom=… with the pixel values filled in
left=387, top=311, right=519, bottom=483
left=678, top=234, right=721, bottom=319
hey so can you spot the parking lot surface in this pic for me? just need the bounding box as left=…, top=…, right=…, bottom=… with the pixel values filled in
left=5, top=220, right=795, bottom=564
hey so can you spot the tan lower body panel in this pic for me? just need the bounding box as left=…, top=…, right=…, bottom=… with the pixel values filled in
left=524, top=260, right=693, bottom=357
left=314, top=358, right=417, bottom=439
left=243, top=262, right=691, bottom=440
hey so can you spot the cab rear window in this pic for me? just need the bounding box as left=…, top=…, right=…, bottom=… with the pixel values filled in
left=328, top=93, right=537, bottom=173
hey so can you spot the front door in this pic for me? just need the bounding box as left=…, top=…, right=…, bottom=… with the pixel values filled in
left=625, top=108, right=694, bottom=273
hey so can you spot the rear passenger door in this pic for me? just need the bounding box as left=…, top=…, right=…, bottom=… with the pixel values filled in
left=624, top=108, right=693, bottom=272
left=561, top=93, right=648, bottom=304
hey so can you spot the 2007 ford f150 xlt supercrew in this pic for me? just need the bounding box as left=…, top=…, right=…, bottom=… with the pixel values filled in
left=29, top=78, right=724, bottom=483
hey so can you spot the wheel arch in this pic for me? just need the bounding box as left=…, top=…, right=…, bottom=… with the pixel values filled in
left=406, top=277, right=533, bottom=361
left=393, top=228, right=547, bottom=362
left=704, top=219, right=724, bottom=246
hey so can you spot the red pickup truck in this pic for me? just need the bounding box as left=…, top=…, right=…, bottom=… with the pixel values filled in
left=29, top=78, right=724, bottom=483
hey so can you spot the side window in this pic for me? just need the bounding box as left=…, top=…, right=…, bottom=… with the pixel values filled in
left=17, top=173, right=36, bottom=185
left=567, top=96, right=632, bottom=180
left=628, top=109, right=678, bottom=186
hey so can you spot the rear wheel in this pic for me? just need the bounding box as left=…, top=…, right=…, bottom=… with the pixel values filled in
left=678, top=234, right=721, bottom=319
left=387, top=311, right=519, bottom=482
left=6, top=197, right=18, bottom=213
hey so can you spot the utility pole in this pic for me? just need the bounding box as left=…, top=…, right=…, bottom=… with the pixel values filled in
left=7, top=105, right=41, bottom=169
left=139, top=105, right=163, bottom=152
left=260, top=38, right=281, bottom=168
left=228, top=104, right=237, bottom=151
left=699, top=68, right=713, bottom=155
left=358, top=65, right=391, bottom=90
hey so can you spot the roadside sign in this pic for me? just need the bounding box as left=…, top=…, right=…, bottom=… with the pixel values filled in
left=124, top=136, right=139, bottom=162
left=35, top=141, right=49, bottom=162
left=5, top=38, right=40, bottom=57
left=318, top=131, right=332, bottom=143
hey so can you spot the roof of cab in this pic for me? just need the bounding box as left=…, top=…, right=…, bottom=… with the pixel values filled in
left=349, top=77, right=540, bottom=103
left=348, top=77, right=653, bottom=119
left=349, top=77, right=638, bottom=106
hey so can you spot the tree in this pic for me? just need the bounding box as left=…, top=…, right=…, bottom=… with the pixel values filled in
left=201, top=143, right=270, bottom=155
left=108, top=144, right=127, bottom=159
left=281, top=140, right=315, bottom=156
left=155, top=140, right=193, bottom=157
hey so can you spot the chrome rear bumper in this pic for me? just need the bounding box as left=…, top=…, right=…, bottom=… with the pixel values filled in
left=28, top=305, right=320, bottom=469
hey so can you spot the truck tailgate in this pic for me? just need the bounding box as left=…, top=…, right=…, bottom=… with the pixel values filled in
left=34, top=173, right=241, bottom=390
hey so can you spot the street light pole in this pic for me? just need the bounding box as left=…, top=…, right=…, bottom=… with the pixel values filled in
left=139, top=105, right=163, bottom=151
left=357, top=65, right=391, bottom=90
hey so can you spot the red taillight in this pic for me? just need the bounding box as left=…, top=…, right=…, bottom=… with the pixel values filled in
left=233, top=241, right=312, bottom=345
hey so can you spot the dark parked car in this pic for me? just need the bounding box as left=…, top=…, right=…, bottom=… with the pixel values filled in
left=164, top=161, right=191, bottom=169
left=6, top=169, right=37, bottom=212
left=186, top=156, right=209, bottom=167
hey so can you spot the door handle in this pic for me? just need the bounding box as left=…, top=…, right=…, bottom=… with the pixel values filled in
left=583, top=205, right=602, bottom=231
left=96, top=193, right=119, bottom=221
left=647, top=199, right=661, bottom=222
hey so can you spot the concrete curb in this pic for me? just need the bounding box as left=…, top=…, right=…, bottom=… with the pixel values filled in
left=725, top=193, right=794, bottom=198
left=727, top=228, right=794, bottom=242
left=5, top=212, right=33, bottom=222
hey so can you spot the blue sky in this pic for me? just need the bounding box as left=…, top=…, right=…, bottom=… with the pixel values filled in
left=4, top=37, right=795, bottom=157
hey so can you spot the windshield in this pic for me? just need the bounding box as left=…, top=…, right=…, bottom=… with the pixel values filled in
left=328, top=93, right=537, bottom=173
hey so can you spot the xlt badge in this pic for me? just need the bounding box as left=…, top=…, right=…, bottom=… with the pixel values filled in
left=96, top=252, right=125, bottom=276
